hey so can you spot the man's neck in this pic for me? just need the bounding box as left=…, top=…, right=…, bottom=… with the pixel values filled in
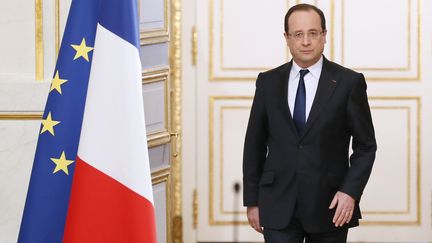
left=292, top=55, right=323, bottom=69
left=292, top=56, right=324, bottom=74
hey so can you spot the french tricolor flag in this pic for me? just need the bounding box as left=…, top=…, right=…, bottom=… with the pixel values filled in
left=18, top=0, right=157, bottom=242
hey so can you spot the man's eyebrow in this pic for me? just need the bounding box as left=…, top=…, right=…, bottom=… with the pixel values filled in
left=291, top=28, right=321, bottom=33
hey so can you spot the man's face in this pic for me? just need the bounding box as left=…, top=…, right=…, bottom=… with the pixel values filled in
left=284, top=10, right=326, bottom=68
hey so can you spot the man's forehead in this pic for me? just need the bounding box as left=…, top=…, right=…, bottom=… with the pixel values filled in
left=288, top=10, right=321, bottom=29
left=289, top=9, right=321, bottom=21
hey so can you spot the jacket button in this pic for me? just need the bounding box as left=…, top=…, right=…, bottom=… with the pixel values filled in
left=298, top=144, right=303, bottom=149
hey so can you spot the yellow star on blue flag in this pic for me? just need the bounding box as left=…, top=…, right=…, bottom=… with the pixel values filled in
left=71, top=38, right=94, bottom=61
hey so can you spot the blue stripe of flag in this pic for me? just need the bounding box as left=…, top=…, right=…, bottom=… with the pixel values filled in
left=98, top=0, right=140, bottom=49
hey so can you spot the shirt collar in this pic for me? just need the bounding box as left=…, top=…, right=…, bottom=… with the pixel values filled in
left=291, top=55, right=323, bottom=79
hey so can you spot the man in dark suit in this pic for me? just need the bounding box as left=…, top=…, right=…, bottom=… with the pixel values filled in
left=242, top=4, right=377, bottom=243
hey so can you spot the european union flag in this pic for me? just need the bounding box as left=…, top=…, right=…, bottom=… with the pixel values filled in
left=18, top=1, right=97, bottom=242
left=18, top=0, right=156, bottom=242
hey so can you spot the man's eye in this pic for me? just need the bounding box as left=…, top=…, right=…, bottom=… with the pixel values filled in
left=309, top=31, right=318, bottom=37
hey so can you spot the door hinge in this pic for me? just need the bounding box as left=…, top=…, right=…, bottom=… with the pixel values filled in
left=192, top=26, right=198, bottom=66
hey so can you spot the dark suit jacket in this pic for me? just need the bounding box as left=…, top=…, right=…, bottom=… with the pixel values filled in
left=243, top=56, right=377, bottom=233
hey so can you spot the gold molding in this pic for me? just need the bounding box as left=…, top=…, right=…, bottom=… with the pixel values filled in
left=192, top=27, right=198, bottom=66
left=143, top=66, right=170, bottom=75
left=209, top=0, right=334, bottom=81
left=0, top=114, right=42, bottom=120
left=36, top=0, right=61, bottom=80
left=341, top=0, right=411, bottom=71
left=218, top=0, right=289, bottom=71
left=330, top=0, right=335, bottom=61
left=169, top=0, right=183, bottom=241
left=208, top=0, right=215, bottom=80
left=418, top=96, right=422, bottom=225
left=142, top=67, right=170, bottom=135
left=140, top=0, right=170, bottom=45
left=209, top=96, right=252, bottom=225
left=416, top=0, right=422, bottom=81
left=209, top=0, right=422, bottom=82
left=361, top=97, right=421, bottom=225
left=209, top=97, right=215, bottom=224
left=208, top=96, right=422, bottom=226
left=35, top=0, right=44, bottom=81
left=362, top=106, right=411, bottom=215
left=152, top=167, right=171, bottom=183
left=219, top=106, right=250, bottom=215
left=360, top=220, right=421, bottom=226
left=142, top=66, right=170, bottom=84
left=341, top=0, right=422, bottom=81
left=0, top=113, right=170, bottom=147
left=141, top=32, right=170, bottom=46
left=151, top=167, right=171, bottom=243
left=192, top=189, right=198, bottom=229
left=55, top=0, right=60, bottom=56
left=216, top=106, right=414, bottom=216
left=148, top=131, right=171, bottom=148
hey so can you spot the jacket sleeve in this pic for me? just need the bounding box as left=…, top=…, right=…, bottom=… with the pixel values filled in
left=243, top=73, right=268, bottom=206
left=340, top=73, right=377, bottom=201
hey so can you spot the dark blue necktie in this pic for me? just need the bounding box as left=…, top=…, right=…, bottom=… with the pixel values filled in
left=293, top=69, right=309, bottom=134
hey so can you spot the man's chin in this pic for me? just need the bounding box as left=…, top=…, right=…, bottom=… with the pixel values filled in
left=295, top=57, right=317, bottom=67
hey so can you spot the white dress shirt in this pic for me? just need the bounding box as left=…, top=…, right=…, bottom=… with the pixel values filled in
left=288, top=56, right=323, bottom=121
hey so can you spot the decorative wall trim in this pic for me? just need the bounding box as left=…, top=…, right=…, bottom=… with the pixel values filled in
left=0, top=114, right=42, bottom=120
left=341, top=0, right=422, bottom=81
left=55, top=0, right=60, bottom=56
left=151, top=167, right=171, bottom=243
left=148, top=131, right=171, bottom=148
left=170, top=0, right=183, bottom=241
left=35, top=0, right=44, bottom=81
left=207, top=96, right=422, bottom=226
left=361, top=97, right=421, bottom=226
left=208, top=0, right=333, bottom=81
left=362, top=106, right=411, bottom=215
left=142, top=67, right=170, bottom=136
left=140, top=0, right=170, bottom=45
left=208, top=96, right=251, bottom=225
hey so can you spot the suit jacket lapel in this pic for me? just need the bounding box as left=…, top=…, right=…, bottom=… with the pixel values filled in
left=300, top=58, right=339, bottom=139
left=279, top=61, right=300, bottom=137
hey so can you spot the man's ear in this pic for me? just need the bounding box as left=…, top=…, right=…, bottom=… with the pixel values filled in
left=323, top=30, right=328, bottom=44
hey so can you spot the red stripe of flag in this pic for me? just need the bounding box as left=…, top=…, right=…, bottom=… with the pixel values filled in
left=63, top=157, right=157, bottom=243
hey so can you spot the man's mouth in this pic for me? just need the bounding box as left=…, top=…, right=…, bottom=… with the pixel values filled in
left=301, top=50, right=313, bottom=54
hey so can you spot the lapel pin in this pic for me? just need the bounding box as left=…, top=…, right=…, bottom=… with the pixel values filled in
left=331, top=80, right=337, bottom=84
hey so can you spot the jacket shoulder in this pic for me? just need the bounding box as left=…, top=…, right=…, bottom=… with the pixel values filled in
left=262, top=63, right=289, bottom=75
left=256, top=63, right=289, bottom=83
left=326, top=59, right=365, bottom=87
left=327, top=60, right=360, bottom=76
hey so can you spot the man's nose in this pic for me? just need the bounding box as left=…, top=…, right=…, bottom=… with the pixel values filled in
left=301, top=35, right=311, bottom=45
